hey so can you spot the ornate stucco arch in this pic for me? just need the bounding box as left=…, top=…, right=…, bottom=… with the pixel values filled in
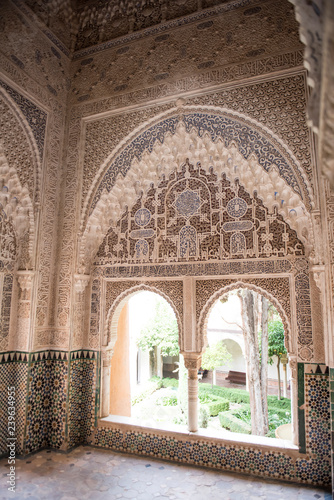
left=0, top=85, right=42, bottom=206
left=0, top=144, right=35, bottom=269
left=197, top=280, right=293, bottom=356
left=79, top=106, right=315, bottom=272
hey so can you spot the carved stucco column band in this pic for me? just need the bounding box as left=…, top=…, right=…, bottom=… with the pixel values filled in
left=15, top=271, right=34, bottom=351
left=183, top=276, right=197, bottom=352
left=101, top=349, right=113, bottom=418
left=183, top=352, right=202, bottom=433
left=311, top=265, right=331, bottom=364
left=72, top=274, right=91, bottom=350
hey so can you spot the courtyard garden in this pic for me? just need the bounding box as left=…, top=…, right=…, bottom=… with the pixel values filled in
left=131, top=376, right=291, bottom=438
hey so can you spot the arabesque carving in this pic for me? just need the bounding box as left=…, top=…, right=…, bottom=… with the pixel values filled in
left=0, top=144, right=34, bottom=270
left=93, top=158, right=305, bottom=269
left=80, top=117, right=311, bottom=272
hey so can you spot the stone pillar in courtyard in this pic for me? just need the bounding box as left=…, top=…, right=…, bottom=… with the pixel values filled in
left=182, top=276, right=202, bottom=432
left=183, top=352, right=202, bottom=432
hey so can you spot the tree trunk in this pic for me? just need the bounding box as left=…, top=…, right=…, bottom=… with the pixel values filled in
left=150, top=347, right=159, bottom=377
left=283, top=363, right=287, bottom=398
left=238, top=289, right=267, bottom=436
left=277, top=357, right=281, bottom=400
left=260, top=296, right=269, bottom=435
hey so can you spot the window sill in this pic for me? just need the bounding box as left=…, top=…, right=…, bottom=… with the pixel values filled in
left=99, top=415, right=299, bottom=454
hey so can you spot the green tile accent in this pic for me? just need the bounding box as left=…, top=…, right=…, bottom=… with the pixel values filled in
left=298, top=362, right=306, bottom=454
left=329, top=367, right=334, bottom=381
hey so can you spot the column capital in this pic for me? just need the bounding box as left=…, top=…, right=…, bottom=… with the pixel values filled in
left=16, top=270, right=34, bottom=292
left=181, top=351, right=202, bottom=371
left=74, top=274, right=90, bottom=294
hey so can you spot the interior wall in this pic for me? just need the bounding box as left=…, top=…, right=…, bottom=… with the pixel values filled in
left=0, top=0, right=332, bottom=491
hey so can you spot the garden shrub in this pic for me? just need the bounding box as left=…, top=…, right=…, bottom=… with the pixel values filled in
left=132, top=379, right=161, bottom=405
left=230, top=403, right=290, bottom=421
left=199, top=384, right=291, bottom=410
left=199, top=406, right=209, bottom=428
left=219, top=411, right=251, bottom=434
left=198, top=392, right=220, bottom=404
left=149, top=376, right=163, bottom=389
left=199, top=384, right=250, bottom=404
left=161, top=377, right=178, bottom=388
left=267, top=396, right=291, bottom=409
left=156, top=393, right=178, bottom=406
left=206, top=397, right=230, bottom=416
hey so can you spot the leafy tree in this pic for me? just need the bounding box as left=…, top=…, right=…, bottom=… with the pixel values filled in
left=237, top=289, right=270, bottom=436
left=137, top=300, right=179, bottom=376
left=268, top=320, right=286, bottom=400
left=201, top=342, right=232, bottom=388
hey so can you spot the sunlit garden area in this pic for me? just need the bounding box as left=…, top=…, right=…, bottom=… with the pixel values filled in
left=126, top=290, right=292, bottom=440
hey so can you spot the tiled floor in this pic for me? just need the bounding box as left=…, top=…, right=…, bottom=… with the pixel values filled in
left=0, top=446, right=331, bottom=500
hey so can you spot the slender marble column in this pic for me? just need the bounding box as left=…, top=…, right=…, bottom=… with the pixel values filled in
left=183, top=352, right=202, bottom=432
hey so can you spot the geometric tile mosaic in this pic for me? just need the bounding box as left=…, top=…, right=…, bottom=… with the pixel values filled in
left=330, top=368, right=334, bottom=497
left=68, top=354, right=98, bottom=449
left=24, top=355, right=68, bottom=454
left=0, top=359, right=28, bottom=456
left=295, top=370, right=331, bottom=485
left=94, top=364, right=331, bottom=487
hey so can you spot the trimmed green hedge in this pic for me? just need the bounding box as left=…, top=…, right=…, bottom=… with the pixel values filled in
left=199, top=384, right=250, bottom=404
left=150, top=377, right=179, bottom=389
left=161, top=377, right=179, bottom=388
left=206, top=398, right=230, bottom=416
left=199, top=384, right=291, bottom=409
left=219, top=411, right=251, bottom=434
left=267, top=396, right=291, bottom=409
left=230, top=403, right=290, bottom=420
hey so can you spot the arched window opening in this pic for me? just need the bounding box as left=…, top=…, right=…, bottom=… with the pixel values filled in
left=200, top=288, right=292, bottom=441
left=107, top=291, right=188, bottom=430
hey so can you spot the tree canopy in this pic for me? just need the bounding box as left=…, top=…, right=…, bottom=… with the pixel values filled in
left=267, top=320, right=286, bottom=364
left=201, top=341, right=232, bottom=371
left=136, top=300, right=179, bottom=357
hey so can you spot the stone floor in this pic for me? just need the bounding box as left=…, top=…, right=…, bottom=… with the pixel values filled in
left=0, top=446, right=331, bottom=500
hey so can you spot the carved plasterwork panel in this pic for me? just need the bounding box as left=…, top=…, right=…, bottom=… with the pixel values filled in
left=325, top=181, right=334, bottom=365
left=0, top=210, right=16, bottom=270
left=81, top=103, right=174, bottom=206
left=80, top=109, right=312, bottom=272
left=0, top=274, right=14, bottom=351
left=0, top=2, right=70, bottom=102
left=0, top=88, right=39, bottom=205
left=69, top=0, right=302, bottom=96
left=188, top=74, right=313, bottom=183
left=0, top=17, right=67, bottom=347
left=81, top=75, right=311, bottom=216
left=95, top=161, right=305, bottom=271
left=0, top=145, right=35, bottom=270
left=289, top=0, right=323, bottom=132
